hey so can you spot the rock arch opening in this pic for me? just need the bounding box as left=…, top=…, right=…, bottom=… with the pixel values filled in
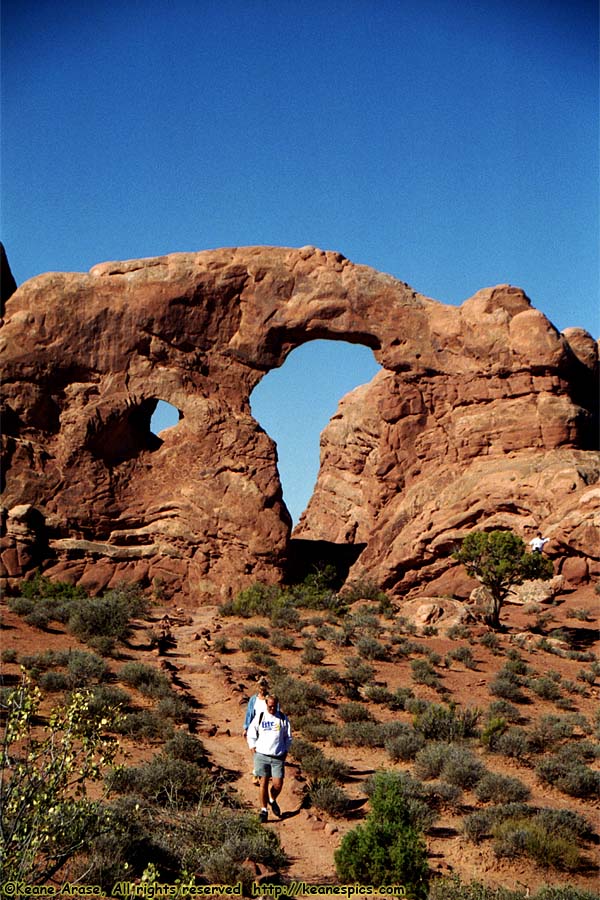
left=150, top=400, right=182, bottom=436
left=250, top=339, right=381, bottom=583
left=88, top=398, right=183, bottom=466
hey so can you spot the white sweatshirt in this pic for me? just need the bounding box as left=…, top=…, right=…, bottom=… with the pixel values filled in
left=247, top=709, right=292, bottom=757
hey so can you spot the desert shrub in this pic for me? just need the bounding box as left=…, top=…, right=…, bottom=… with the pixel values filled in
left=115, top=709, right=175, bottom=740
left=415, top=743, right=485, bottom=788
left=364, top=771, right=439, bottom=832
left=430, top=879, right=600, bottom=900
left=413, top=702, right=480, bottom=741
left=362, top=684, right=394, bottom=704
left=475, top=772, right=530, bottom=803
left=24, top=608, right=53, bottom=630
left=332, top=720, right=388, bottom=748
left=1, top=648, right=18, bottom=664
left=38, top=671, right=72, bottom=692
left=489, top=674, right=527, bottom=703
left=268, top=603, right=301, bottom=630
left=269, top=673, right=328, bottom=716
left=536, top=748, right=600, bottom=798
left=163, top=732, right=207, bottom=765
left=239, top=636, right=275, bottom=655
left=86, top=684, right=131, bottom=718
left=479, top=631, right=502, bottom=653
left=270, top=630, right=296, bottom=650
left=337, top=701, right=373, bottom=723
left=157, top=694, right=195, bottom=725
left=341, top=578, right=389, bottom=603
left=566, top=607, right=594, bottom=622
left=386, top=686, right=416, bottom=711
left=405, top=697, right=431, bottom=716
left=312, top=666, right=342, bottom=687
left=348, top=607, right=382, bottom=633
left=410, top=658, right=440, bottom=687
left=107, top=754, right=214, bottom=807
left=445, top=645, right=477, bottom=669
left=13, top=574, right=88, bottom=624
left=480, top=717, right=508, bottom=750
left=288, top=738, right=349, bottom=781
left=463, top=804, right=533, bottom=842
left=294, top=714, right=336, bottom=743
left=220, top=582, right=282, bottom=618
left=446, top=624, right=472, bottom=640
left=68, top=587, right=145, bottom=654
left=243, top=624, right=269, bottom=637
left=118, top=661, right=173, bottom=698
left=355, top=635, right=388, bottom=660
left=385, top=725, right=426, bottom=762
left=301, top=638, right=326, bottom=665
left=526, top=714, right=575, bottom=753
left=487, top=699, right=522, bottom=723
left=492, top=816, right=582, bottom=870
left=342, top=656, right=375, bottom=695
left=308, top=777, right=351, bottom=817
left=529, top=675, right=562, bottom=701
left=65, top=649, right=110, bottom=682
left=335, top=771, right=430, bottom=896
left=493, top=726, right=530, bottom=759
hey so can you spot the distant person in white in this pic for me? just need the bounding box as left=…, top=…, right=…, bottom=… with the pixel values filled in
left=529, top=533, right=549, bottom=553
left=247, top=693, right=292, bottom=823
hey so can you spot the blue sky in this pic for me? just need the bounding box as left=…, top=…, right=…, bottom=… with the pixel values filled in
left=2, top=0, right=598, bottom=523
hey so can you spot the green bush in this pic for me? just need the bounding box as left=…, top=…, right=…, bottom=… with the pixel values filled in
left=163, top=732, right=207, bottom=765
left=334, top=771, right=430, bottom=895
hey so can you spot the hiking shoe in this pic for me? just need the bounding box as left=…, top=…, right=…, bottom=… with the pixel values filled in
left=269, top=796, right=281, bottom=817
left=259, top=809, right=268, bottom=823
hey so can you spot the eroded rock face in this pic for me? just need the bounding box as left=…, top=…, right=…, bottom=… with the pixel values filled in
left=1, top=246, right=598, bottom=600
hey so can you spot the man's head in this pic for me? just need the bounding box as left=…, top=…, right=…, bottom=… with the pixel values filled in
left=266, top=694, right=278, bottom=714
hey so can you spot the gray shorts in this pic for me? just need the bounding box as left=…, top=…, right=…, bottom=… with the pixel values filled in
left=254, top=752, right=285, bottom=779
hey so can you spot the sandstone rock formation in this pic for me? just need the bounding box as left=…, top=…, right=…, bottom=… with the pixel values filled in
left=1, top=246, right=598, bottom=601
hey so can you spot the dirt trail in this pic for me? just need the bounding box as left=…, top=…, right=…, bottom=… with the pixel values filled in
left=166, top=606, right=344, bottom=884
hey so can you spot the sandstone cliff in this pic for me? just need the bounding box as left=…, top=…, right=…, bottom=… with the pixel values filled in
left=1, top=246, right=598, bottom=600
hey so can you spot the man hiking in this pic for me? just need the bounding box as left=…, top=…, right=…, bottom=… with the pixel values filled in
left=246, top=693, right=292, bottom=822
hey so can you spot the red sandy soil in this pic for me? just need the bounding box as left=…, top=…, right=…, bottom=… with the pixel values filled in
left=1, top=583, right=599, bottom=894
